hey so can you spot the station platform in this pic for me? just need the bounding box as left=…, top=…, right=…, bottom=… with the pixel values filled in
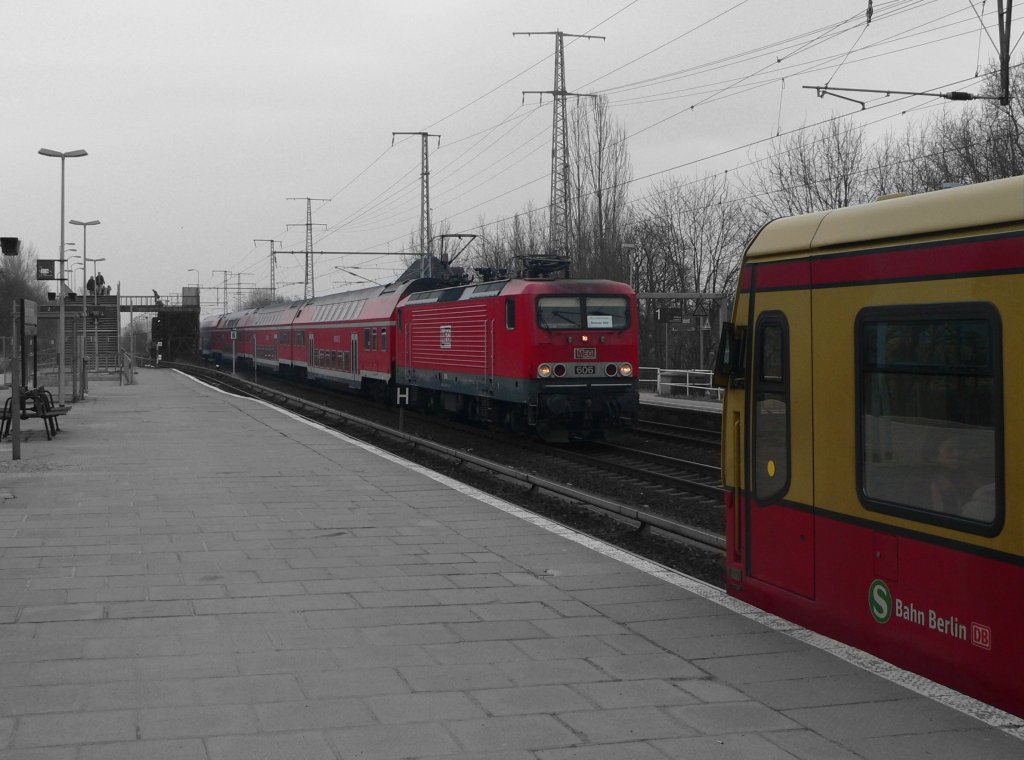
left=639, top=391, right=721, bottom=414
left=0, top=369, right=1021, bottom=759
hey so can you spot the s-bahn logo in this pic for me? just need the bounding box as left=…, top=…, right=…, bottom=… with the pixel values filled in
left=439, top=325, right=452, bottom=349
left=869, top=578, right=989, bottom=649
left=869, top=579, right=892, bottom=624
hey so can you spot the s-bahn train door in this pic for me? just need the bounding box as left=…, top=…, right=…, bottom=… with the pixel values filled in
left=741, top=261, right=815, bottom=599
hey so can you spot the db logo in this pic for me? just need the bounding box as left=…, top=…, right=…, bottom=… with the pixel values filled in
left=971, top=623, right=992, bottom=651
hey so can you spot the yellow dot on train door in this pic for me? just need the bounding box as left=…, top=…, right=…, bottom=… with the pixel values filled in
left=767, top=460, right=776, bottom=478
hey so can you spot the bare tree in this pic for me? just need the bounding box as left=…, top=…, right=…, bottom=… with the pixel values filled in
left=746, top=116, right=871, bottom=221
left=630, top=174, right=750, bottom=367
left=566, top=95, right=633, bottom=280
left=240, top=290, right=286, bottom=310
left=467, top=205, right=547, bottom=279
left=0, top=244, right=48, bottom=340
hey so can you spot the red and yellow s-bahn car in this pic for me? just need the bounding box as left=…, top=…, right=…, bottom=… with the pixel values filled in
left=715, top=175, right=1024, bottom=717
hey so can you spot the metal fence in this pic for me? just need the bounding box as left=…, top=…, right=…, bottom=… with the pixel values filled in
left=638, top=367, right=723, bottom=402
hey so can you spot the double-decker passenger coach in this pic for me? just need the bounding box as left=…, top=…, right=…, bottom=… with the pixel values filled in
left=199, top=260, right=640, bottom=442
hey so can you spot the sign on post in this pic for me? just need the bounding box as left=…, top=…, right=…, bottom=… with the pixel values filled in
left=1, top=237, right=20, bottom=256
left=18, top=299, right=37, bottom=336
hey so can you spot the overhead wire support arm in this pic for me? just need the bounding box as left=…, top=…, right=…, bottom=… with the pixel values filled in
left=433, top=233, right=477, bottom=266
left=805, top=0, right=1012, bottom=107
left=273, top=250, right=415, bottom=256
left=803, top=85, right=1002, bottom=103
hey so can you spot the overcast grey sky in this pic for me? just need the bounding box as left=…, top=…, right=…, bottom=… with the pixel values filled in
left=1, top=1, right=1004, bottom=310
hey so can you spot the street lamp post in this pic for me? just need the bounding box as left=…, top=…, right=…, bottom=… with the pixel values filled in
left=39, top=148, right=87, bottom=406
left=66, top=258, right=84, bottom=400
left=188, top=268, right=200, bottom=287
left=70, top=220, right=101, bottom=380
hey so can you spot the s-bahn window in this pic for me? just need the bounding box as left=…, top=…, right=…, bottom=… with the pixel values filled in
left=506, top=298, right=515, bottom=330
left=372, top=328, right=378, bottom=350
left=364, top=328, right=371, bottom=350
left=752, top=313, right=790, bottom=503
left=537, top=296, right=629, bottom=330
left=380, top=327, right=387, bottom=352
left=857, top=304, right=1003, bottom=534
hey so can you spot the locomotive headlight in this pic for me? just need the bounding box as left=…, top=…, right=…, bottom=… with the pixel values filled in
left=538, top=363, right=553, bottom=378
left=581, top=334, right=590, bottom=342
left=619, top=363, right=634, bottom=377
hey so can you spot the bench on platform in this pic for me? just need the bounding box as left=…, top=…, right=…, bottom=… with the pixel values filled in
left=1, top=387, right=70, bottom=441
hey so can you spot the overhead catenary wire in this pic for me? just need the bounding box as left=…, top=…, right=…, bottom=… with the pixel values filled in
left=241, top=3, right=888, bottom=282
left=229, top=1, right=1005, bottom=302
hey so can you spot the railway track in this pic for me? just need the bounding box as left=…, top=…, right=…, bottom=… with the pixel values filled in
left=634, top=418, right=721, bottom=447
left=567, top=443, right=723, bottom=498
left=166, top=361, right=727, bottom=581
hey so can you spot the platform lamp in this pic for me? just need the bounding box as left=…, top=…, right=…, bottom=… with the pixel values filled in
left=70, top=220, right=101, bottom=378
left=39, top=148, right=87, bottom=406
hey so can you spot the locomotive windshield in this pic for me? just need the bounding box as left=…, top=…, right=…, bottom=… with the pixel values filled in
left=537, top=295, right=629, bottom=330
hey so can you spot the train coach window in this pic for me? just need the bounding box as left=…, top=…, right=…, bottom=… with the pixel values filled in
left=857, top=304, right=1003, bottom=534
left=364, top=328, right=372, bottom=350
left=538, top=297, right=581, bottom=329
left=537, top=296, right=629, bottom=330
left=752, top=313, right=790, bottom=503
left=585, top=297, right=629, bottom=329
left=381, top=328, right=387, bottom=352
left=506, top=298, right=515, bottom=330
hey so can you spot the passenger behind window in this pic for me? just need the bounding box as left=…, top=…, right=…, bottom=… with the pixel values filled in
left=930, top=436, right=967, bottom=513
left=929, top=435, right=988, bottom=518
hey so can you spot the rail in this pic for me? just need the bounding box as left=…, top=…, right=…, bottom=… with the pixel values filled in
left=639, top=367, right=723, bottom=402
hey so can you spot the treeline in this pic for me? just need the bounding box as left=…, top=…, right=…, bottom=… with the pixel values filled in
left=463, top=63, right=1024, bottom=368
left=0, top=246, right=48, bottom=353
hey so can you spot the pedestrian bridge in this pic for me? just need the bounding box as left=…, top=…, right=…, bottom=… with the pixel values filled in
left=118, top=294, right=200, bottom=313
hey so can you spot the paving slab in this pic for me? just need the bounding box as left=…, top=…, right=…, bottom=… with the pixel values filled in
left=0, top=368, right=1020, bottom=759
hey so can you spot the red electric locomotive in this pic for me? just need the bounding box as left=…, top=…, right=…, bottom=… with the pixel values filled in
left=395, top=276, right=639, bottom=440
left=198, top=265, right=640, bottom=441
